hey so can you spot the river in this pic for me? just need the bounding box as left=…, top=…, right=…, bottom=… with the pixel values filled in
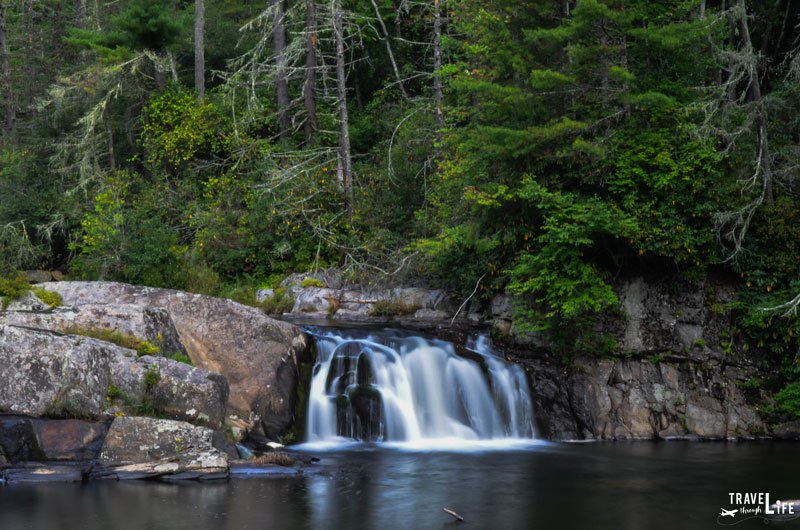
left=2, top=441, right=799, bottom=529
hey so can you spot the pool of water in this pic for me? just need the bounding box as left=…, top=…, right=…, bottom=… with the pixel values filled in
left=2, top=441, right=799, bottom=530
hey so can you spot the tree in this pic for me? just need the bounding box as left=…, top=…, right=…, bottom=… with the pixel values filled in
left=195, top=0, right=205, bottom=102
left=0, top=0, right=14, bottom=135
left=304, top=0, right=318, bottom=143
left=334, top=0, right=353, bottom=216
left=273, top=0, right=290, bottom=137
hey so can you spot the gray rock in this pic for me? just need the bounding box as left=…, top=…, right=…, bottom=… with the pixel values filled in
left=24, top=270, right=52, bottom=284
left=0, top=325, right=227, bottom=428
left=2, top=463, right=86, bottom=483
left=526, top=355, right=765, bottom=441
left=39, top=282, right=308, bottom=437
left=413, top=308, right=451, bottom=320
left=0, top=304, right=187, bottom=358
left=98, top=416, right=228, bottom=480
left=255, top=288, right=275, bottom=303
left=0, top=417, right=43, bottom=463
left=291, top=287, right=337, bottom=314
left=4, top=291, right=47, bottom=311
left=29, top=418, right=108, bottom=461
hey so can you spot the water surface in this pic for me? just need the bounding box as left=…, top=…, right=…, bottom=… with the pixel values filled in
left=3, top=442, right=799, bottom=530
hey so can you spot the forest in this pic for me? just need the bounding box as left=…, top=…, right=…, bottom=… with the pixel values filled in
left=0, top=0, right=799, bottom=369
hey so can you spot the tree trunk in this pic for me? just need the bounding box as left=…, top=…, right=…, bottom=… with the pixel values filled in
left=433, top=0, right=443, bottom=139
left=0, top=0, right=14, bottom=135
left=273, top=0, right=290, bottom=138
left=334, top=0, right=353, bottom=218
left=154, top=64, right=166, bottom=91
left=195, top=0, right=205, bottom=102
left=370, top=0, right=408, bottom=100
left=304, top=0, right=318, bottom=144
left=736, top=0, right=773, bottom=203
left=75, top=0, right=87, bottom=26
left=102, top=101, right=116, bottom=170
left=699, top=0, right=706, bottom=19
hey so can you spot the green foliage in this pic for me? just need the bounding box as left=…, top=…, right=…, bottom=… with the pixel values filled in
left=141, top=87, right=227, bottom=169
left=301, top=277, right=325, bottom=288
left=63, top=325, right=160, bottom=356
left=33, top=288, right=62, bottom=309
left=170, top=353, right=194, bottom=366
left=369, top=299, right=420, bottom=317
left=0, top=271, right=31, bottom=307
left=258, top=288, right=295, bottom=315
left=106, top=384, right=124, bottom=402
left=774, top=382, right=800, bottom=418
left=143, top=366, right=160, bottom=388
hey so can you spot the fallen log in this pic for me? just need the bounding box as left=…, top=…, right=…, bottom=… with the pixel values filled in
left=443, top=508, right=464, bottom=522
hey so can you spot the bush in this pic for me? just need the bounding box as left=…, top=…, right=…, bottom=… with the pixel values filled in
left=0, top=271, right=31, bottom=307
left=775, top=382, right=800, bottom=418
left=258, top=287, right=295, bottom=314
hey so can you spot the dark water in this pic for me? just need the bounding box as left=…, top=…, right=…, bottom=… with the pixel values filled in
left=2, top=442, right=799, bottom=530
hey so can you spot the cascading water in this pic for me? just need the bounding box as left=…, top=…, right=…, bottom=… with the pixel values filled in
left=305, top=328, right=536, bottom=448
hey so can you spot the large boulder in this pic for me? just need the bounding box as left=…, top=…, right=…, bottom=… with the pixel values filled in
left=0, top=325, right=228, bottom=428
left=39, top=282, right=309, bottom=437
left=98, top=416, right=228, bottom=480
left=0, top=304, right=187, bottom=357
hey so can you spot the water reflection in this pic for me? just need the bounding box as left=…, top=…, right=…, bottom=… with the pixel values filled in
left=2, top=443, right=799, bottom=530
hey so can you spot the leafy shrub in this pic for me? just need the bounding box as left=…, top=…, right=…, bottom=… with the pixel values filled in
left=258, top=287, right=295, bottom=314
left=0, top=271, right=31, bottom=307
left=774, top=382, right=800, bottom=418
left=143, top=366, right=160, bottom=388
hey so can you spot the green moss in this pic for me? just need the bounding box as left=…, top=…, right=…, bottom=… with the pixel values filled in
left=63, top=325, right=160, bottom=356
left=169, top=352, right=194, bottom=365
left=301, top=277, right=325, bottom=288
left=33, top=287, right=62, bottom=309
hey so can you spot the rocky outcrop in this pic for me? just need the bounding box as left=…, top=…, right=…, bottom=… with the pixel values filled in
left=96, top=416, right=228, bottom=480
left=526, top=356, right=765, bottom=440
left=0, top=325, right=228, bottom=428
left=259, top=273, right=457, bottom=323
left=502, top=275, right=775, bottom=441
left=38, top=282, right=308, bottom=437
left=0, top=303, right=187, bottom=357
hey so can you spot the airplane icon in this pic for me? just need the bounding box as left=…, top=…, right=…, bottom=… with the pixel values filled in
left=720, top=509, right=739, bottom=517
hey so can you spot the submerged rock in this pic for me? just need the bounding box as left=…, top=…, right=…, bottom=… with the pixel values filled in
left=98, top=416, right=229, bottom=480
left=37, top=281, right=309, bottom=438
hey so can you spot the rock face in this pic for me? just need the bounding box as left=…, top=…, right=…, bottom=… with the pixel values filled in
left=526, top=357, right=765, bottom=440
left=261, top=273, right=456, bottom=322
left=39, top=281, right=308, bottom=437
left=0, top=304, right=187, bottom=357
left=0, top=325, right=228, bottom=428
left=98, top=416, right=228, bottom=480
left=508, top=276, right=772, bottom=441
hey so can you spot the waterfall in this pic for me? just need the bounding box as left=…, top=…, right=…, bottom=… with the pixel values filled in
left=304, top=328, right=536, bottom=448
